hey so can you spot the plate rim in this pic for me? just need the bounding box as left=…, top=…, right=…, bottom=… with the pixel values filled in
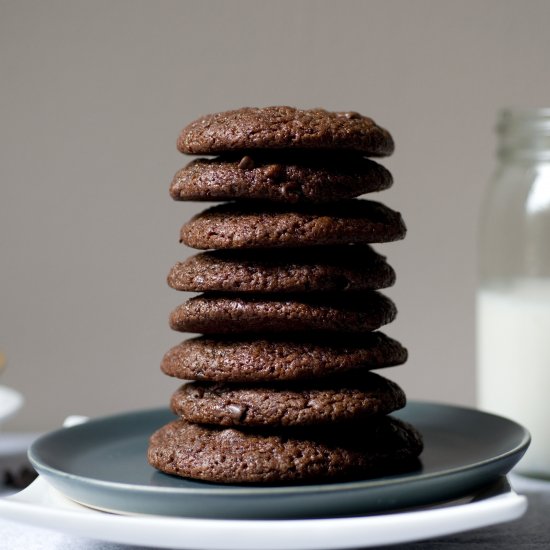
left=0, top=476, right=529, bottom=549
left=28, top=400, right=531, bottom=497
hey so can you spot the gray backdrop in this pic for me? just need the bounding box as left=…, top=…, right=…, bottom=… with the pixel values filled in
left=2, top=0, right=550, bottom=430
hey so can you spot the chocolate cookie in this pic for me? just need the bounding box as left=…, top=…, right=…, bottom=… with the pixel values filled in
left=161, top=333, right=407, bottom=382
left=180, top=200, right=406, bottom=250
left=167, top=245, right=395, bottom=293
left=169, top=292, right=396, bottom=334
left=169, top=153, right=392, bottom=203
left=170, top=371, right=405, bottom=427
left=177, top=106, right=394, bottom=157
left=147, top=416, right=423, bottom=484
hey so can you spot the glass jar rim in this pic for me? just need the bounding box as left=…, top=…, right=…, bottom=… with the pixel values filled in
left=498, top=108, right=550, bottom=134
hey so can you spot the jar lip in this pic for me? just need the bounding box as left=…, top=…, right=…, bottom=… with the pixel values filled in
left=500, top=107, right=550, bottom=117
left=498, top=108, right=550, bottom=132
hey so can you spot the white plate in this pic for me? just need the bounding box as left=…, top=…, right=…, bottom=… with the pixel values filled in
left=0, top=475, right=527, bottom=549
left=0, top=386, right=23, bottom=426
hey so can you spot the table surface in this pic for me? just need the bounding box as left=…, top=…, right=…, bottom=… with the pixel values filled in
left=1, top=433, right=549, bottom=550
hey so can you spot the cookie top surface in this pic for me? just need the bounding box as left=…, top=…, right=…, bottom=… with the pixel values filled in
left=167, top=245, right=395, bottom=293
left=180, top=200, right=406, bottom=250
left=161, top=333, right=407, bottom=382
left=170, top=371, right=405, bottom=428
left=169, top=153, right=392, bottom=203
left=147, top=416, right=423, bottom=484
left=169, top=292, right=397, bottom=335
left=177, top=107, right=394, bottom=157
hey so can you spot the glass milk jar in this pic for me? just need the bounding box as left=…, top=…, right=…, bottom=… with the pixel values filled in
left=477, top=108, right=550, bottom=478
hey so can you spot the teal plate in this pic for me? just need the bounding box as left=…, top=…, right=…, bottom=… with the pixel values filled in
left=28, top=402, right=530, bottom=519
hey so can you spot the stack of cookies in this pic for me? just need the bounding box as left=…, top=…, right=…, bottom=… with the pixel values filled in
left=148, top=107, right=423, bottom=484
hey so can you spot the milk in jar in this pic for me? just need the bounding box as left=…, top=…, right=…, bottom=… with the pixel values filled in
left=477, top=279, right=550, bottom=477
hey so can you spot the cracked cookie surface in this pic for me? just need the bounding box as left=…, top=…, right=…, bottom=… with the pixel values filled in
left=177, top=106, right=394, bottom=156
left=170, top=371, right=405, bottom=427
left=161, top=333, right=408, bottom=382
left=180, top=200, right=406, bottom=250
left=147, top=416, right=423, bottom=484
left=170, top=152, right=392, bottom=203
left=169, top=291, right=397, bottom=334
left=167, top=245, right=395, bottom=293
